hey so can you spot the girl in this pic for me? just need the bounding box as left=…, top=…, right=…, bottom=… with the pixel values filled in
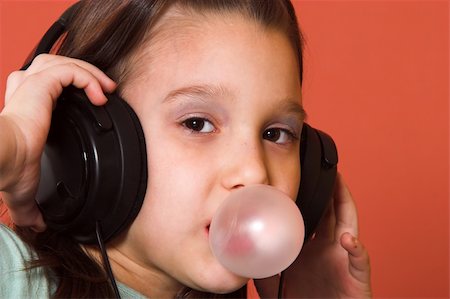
left=0, top=0, right=371, bottom=298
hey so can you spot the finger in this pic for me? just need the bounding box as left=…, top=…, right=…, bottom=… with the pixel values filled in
left=55, top=64, right=110, bottom=105
left=5, top=71, right=26, bottom=104
left=6, top=200, right=46, bottom=232
left=29, top=212, right=46, bottom=233
left=340, top=232, right=371, bottom=284
left=334, top=173, right=359, bottom=238
left=26, top=54, right=117, bottom=94
left=20, top=63, right=111, bottom=107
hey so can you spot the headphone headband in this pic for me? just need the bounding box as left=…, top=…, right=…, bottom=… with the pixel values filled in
left=28, top=1, right=337, bottom=245
left=21, top=2, right=81, bottom=70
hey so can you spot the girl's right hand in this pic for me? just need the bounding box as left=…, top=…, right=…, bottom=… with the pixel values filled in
left=0, top=54, right=116, bottom=231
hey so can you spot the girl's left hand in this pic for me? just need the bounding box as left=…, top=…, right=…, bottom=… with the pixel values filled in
left=254, top=174, right=372, bottom=298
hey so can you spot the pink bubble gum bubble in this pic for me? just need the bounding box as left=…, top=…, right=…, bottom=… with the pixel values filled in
left=209, top=184, right=305, bottom=279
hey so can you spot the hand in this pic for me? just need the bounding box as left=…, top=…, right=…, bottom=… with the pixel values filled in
left=254, top=174, right=372, bottom=298
left=0, top=54, right=116, bottom=231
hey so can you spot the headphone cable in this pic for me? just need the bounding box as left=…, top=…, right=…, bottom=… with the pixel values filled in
left=278, top=271, right=285, bottom=299
left=95, top=221, right=122, bottom=298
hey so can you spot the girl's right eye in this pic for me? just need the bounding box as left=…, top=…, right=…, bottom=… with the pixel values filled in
left=182, top=117, right=216, bottom=133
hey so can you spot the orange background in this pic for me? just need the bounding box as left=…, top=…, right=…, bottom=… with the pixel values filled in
left=0, top=1, right=449, bottom=298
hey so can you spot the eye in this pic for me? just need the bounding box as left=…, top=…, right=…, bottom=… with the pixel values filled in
left=182, top=117, right=215, bottom=133
left=263, top=128, right=296, bottom=144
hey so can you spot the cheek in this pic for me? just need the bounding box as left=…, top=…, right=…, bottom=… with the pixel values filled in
left=269, top=152, right=301, bottom=200
left=295, top=157, right=301, bottom=193
left=140, top=125, right=217, bottom=224
left=146, top=136, right=212, bottom=195
left=287, top=165, right=301, bottom=200
left=127, top=138, right=210, bottom=258
left=143, top=115, right=220, bottom=193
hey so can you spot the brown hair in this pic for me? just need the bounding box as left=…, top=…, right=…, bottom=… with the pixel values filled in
left=16, top=0, right=304, bottom=297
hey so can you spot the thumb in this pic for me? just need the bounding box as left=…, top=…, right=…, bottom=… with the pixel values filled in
left=340, top=232, right=371, bottom=285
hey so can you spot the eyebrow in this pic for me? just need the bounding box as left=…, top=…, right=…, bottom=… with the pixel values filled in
left=279, top=99, right=307, bottom=122
left=163, top=84, right=307, bottom=121
left=163, top=84, right=230, bottom=103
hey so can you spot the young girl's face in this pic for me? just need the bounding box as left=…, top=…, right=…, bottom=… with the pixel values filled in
left=114, top=9, right=303, bottom=295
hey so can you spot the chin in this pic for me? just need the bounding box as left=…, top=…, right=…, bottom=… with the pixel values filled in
left=196, top=280, right=249, bottom=295
left=204, top=277, right=248, bottom=295
left=188, top=265, right=249, bottom=294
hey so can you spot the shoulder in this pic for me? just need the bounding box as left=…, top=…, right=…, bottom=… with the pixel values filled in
left=0, top=224, right=55, bottom=297
left=0, top=224, right=34, bottom=268
left=118, top=282, right=149, bottom=299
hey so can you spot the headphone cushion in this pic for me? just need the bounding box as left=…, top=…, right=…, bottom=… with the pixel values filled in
left=36, top=88, right=148, bottom=244
left=297, top=124, right=338, bottom=240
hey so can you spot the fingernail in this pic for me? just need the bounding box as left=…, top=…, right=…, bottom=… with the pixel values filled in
left=352, top=236, right=359, bottom=249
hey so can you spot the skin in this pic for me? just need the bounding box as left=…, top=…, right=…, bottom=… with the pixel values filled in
left=0, top=8, right=371, bottom=299
left=254, top=174, right=372, bottom=298
left=0, top=57, right=113, bottom=231
left=106, top=11, right=304, bottom=298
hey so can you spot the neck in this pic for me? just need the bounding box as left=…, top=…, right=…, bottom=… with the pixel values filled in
left=84, top=243, right=184, bottom=299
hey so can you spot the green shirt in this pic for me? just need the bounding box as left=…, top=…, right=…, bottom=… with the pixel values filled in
left=0, top=224, right=146, bottom=298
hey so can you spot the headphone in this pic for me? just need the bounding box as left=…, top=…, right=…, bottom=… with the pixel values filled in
left=25, top=2, right=338, bottom=245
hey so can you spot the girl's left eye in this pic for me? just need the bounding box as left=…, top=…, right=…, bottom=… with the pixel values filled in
left=182, top=117, right=216, bottom=133
left=263, top=128, right=297, bottom=144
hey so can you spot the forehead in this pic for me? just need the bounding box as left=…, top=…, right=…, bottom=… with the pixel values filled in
left=125, top=6, right=299, bottom=82
left=118, top=5, right=302, bottom=115
left=120, top=5, right=303, bottom=128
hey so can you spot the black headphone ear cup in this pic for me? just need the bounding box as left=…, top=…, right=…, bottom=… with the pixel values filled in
left=297, top=123, right=338, bottom=240
left=36, top=88, right=147, bottom=244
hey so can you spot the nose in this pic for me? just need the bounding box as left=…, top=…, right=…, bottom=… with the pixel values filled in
left=220, top=138, right=269, bottom=190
